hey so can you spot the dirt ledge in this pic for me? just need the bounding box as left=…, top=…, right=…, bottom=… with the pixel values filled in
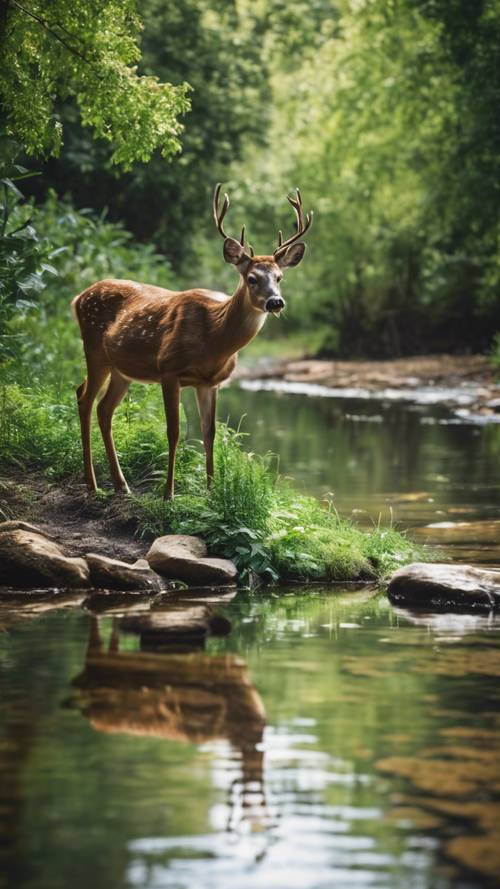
left=0, top=471, right=146, bottom=562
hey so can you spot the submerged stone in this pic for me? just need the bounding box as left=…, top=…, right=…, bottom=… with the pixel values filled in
left=85, top=553, right=167, bottom=591
left=120, top=605, right=232, bottom=646
left=146, top=534, right=238, bottom=586
left=388, top=562, right=500, bottom=610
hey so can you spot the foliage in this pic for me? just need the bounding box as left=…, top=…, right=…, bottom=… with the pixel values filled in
left=0, top=0, right=190, bottom=167
left=0, top=140, right=57, bottom=362
left=4, top=0, right=498, bottom=353
left=20, top=0, right=271, bottom=267
left=1, top=189, right=177, bottom=387
left=225, top=0, right=500, bottom=357
left=33, top=189, right=176, bottom=302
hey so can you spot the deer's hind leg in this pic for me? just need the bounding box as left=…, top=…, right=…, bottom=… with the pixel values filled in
left=76, top=361, right=110, bottom=493
left=161, top=378, right=180, bottom=500
left=97, top=370, right=131, bottom=494
left=196, top=385, right=218, bottom=487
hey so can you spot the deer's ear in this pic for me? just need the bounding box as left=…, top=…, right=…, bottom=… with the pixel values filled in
left=277, top=242, right=306, bottom=269
left=223, top=237, right=250, bottom=269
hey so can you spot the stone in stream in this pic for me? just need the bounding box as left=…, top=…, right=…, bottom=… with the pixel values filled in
left=146, top=534, right=238, bottom=586
left=85, top=553, right=168, bottom=592
left=0, top=522, right=89, bottom=589
left=119, top=605, right=232, bottom=648
left=388, top=562, right=500, bottom=610
left=83, top=591, right=158, bottom=615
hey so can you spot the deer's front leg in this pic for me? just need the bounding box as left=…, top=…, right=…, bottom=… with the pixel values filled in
left=162, top=378, right=180, bottom=500
left=196, top=385, right=218, bottom=487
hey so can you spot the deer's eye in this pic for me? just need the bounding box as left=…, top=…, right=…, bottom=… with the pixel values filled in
left=247, top=273, right=257, bottom=285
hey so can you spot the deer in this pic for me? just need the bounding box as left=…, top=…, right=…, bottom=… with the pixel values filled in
left=72, top=184, right=313, bottom=499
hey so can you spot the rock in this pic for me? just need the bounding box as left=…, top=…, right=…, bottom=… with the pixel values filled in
left=0, top=527, right=89, bottom=589
left=120, top=605, right=232, bottom=647
left=85, top=553, right=167, bottom=591
left=0, top=520, right=56, bottom=539
left=153, top=587, right=238, bottom=606
left=146, top=534, right=238, bottom=586
left=388, top=562, right=500, bottom=610
left=83, top=591, right=158, bottom=615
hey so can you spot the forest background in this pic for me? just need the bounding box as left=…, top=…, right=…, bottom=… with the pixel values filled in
left=2, top=0, right=499, bottom=371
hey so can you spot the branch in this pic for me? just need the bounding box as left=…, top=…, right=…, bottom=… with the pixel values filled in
left=10, top=0, right=96, bottom=67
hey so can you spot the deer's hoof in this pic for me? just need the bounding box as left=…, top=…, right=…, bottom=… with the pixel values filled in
left=115, top=484, right=131, bottom=496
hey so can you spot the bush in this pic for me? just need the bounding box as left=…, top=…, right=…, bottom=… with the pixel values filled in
left=2, top=189, right=179, bottom=389
left=0, top=142, right=56, bottom=364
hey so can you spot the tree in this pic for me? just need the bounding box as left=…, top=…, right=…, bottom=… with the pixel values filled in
left=0, top=0, right=190, bottom=167
left=234, top=0, right=500, bottom=356
left=15, top=0, right=271, bottom=268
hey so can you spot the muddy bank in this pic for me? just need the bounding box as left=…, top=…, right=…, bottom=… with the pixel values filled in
left=236, top=354, right=500, bottom=418
left=0, top=471, right=145, bottom=562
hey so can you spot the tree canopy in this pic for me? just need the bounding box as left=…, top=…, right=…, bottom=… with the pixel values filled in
left=1, top=0, right=499, bottom=356
left=0, top=0, right=190, bottom=167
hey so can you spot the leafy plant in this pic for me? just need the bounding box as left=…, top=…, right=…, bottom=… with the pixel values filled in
left=0, top=0, right=190, bottom=166
left=0, top=141, right=57, bottom=363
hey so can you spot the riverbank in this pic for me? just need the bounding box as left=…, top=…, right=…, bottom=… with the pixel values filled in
left=0, top=398, right=420, bottom=587
left=0, top=470, right=145, bottom=562
left=236, top=353, right=500, bottom=419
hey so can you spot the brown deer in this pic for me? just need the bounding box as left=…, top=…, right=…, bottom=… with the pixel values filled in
left=72, top=184, right=312, bottom=499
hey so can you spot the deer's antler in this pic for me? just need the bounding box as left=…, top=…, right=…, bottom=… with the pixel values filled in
left=213, top=183, right=231, bottom=240
left=274, top=188, right=313, bottom=260
left=213, top=183, right=252, bottom=252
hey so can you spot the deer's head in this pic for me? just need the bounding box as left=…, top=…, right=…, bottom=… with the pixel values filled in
left=213, top=184, right=313, bottom=316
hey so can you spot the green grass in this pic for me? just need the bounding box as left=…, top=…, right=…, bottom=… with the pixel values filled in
left=0, top=382, right=422, bottom=585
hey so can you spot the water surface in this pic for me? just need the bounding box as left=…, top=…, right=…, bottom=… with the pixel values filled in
left=1, top=386, right=500, bottom=889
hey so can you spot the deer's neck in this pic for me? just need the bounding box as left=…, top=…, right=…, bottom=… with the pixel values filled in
left=216, top=282, right=267, bottom=355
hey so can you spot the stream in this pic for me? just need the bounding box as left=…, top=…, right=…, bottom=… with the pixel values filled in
left=1, top=383, right=499, bottom=889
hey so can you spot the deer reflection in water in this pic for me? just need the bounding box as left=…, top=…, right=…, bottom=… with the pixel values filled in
left=72, top=615, right=269, bottom=832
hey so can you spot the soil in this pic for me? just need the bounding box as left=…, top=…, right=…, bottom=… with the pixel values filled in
left=0, top=470, right=146, bottom=562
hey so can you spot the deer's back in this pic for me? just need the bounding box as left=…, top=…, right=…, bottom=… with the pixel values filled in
left=72, top=278, right=234, bottom=384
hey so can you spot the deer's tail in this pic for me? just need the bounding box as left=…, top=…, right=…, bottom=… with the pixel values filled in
left=71, top=291, right=84, bottom=327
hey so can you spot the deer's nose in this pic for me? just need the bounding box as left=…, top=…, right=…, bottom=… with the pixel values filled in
left=265, top=297, right=285, bottom=313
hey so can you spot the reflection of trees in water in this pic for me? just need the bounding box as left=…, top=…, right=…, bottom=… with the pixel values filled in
left=0, top=604, right=84, bottom=888
left=72, top=615, right=268, bottom=833
left=0, top=695, right=38, bottom=889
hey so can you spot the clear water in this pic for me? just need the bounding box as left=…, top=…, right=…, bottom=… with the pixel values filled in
left=1, top=385, right=500, bottom=889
